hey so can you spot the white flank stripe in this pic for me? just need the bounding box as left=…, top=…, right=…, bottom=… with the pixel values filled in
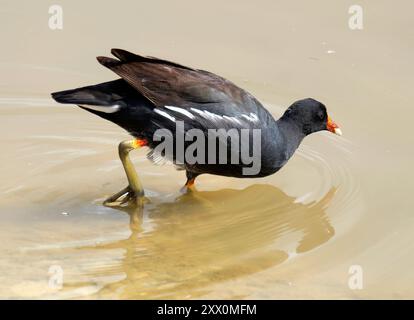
left=190, top=108, right=204, bottom=116
left=241, top=113, right=259, bottom=123
left=249, top=113, right=259, bottom=121
left=223, top=115, right=242, bottom=125
left=154, top=108, right=176, bottom=122
left=190, top=108, right=259, bottom=126
left=191, top=108, right=223, bottom=122
left=165, top=105, right=195, bottom=119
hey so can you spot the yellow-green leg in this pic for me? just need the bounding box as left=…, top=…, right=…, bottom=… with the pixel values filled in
left=104, top=139, right=146, bottom=206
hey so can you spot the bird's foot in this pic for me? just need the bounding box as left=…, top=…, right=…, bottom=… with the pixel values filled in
left=180, top=178, right=196, bottom=194
left=103, top=186, right=145, bottom=207
left=180, top=185, right=194, bottom=194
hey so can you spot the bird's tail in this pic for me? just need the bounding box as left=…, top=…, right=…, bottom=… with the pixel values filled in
left=51, top=79, right=134, bottom=114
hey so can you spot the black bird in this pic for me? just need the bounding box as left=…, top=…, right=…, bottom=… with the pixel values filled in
left=51, top=49, right=341, bottom=206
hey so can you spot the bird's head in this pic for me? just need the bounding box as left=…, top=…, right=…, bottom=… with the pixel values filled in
left=281, top=98, right=342, bottom=136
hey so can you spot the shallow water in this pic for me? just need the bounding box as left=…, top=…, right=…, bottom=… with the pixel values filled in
left=0, top=0, right=413, bottom=299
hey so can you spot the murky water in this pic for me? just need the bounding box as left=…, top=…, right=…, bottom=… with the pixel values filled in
left=1, top=0, right=413, bottom=299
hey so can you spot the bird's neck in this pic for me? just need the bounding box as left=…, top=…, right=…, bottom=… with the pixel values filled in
left=275, top=117, right=306, bottom=157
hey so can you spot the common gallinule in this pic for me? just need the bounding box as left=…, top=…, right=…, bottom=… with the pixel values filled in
left=52, top=49, right=341, bottom=206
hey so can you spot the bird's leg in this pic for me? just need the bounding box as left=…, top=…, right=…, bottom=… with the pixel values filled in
left=180, top=171, right=198, bottom=193
left=104, top=139, right=146, bottom=206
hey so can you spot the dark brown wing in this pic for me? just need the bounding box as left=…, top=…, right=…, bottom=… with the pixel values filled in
left=96, top=49, right=254, bottom=112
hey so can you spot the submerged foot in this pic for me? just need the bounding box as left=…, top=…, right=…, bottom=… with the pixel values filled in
left=180, top=177, right=196, bottom=194
left=103, top=186, right=145, bottom=207
left=180, top=185, right=195, bottom=194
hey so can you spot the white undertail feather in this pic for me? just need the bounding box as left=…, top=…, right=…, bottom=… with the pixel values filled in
left=80, top=104, right=121, bottom=113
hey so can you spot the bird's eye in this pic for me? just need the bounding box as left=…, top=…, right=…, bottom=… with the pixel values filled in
left=317, top=111, right=325, bottom=121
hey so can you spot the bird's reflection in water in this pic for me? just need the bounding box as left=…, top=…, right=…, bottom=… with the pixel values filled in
left=84, top=184, right=335, bottom=299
